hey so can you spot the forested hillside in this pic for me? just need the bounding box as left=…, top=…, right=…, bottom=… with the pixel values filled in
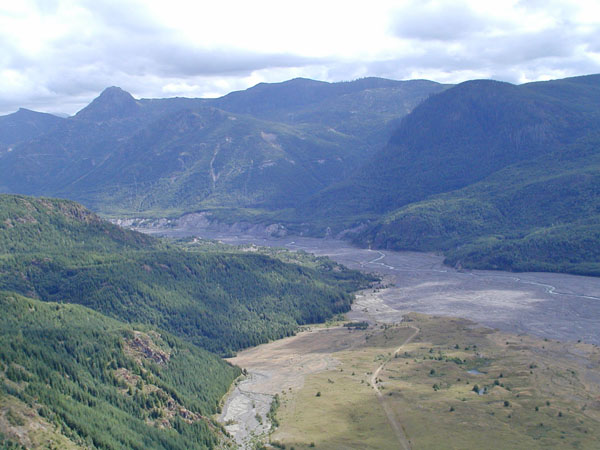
left=352, top=142, right=600, bottom=275
left=0, top=195, right=155, bottom=254
left=0, top=78, right=446, bottom=216
left=0, top=195, right=372, bottom=355
left=0, top=291, right=239, bottom=449
left=303, top=75, right=600, bottom=219
left=0, top=194, right=373, bottom=447
left=300, top=75, right=600, bottom=274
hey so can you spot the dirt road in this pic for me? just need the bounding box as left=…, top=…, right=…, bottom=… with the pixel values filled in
left=220, top=326, right=367, bottom=448
left=370, top=325, right=419, bottom=450
left=137, top=227, right=600, bottom=445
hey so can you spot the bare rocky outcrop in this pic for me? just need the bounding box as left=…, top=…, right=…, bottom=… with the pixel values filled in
left=112, top=212, right=293, bottom=238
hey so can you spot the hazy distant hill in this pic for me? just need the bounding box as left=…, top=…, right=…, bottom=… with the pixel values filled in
left=304, top=75, right=600, bottom=218
left=61, top=106, right=368, bottom=214
left=310, top=74, right=600, bottom=274
left=0, top=78, right=446, bottom=215
left=0, top=108, right=64, bottom=150
left=213, top=77, right=444, bottom=123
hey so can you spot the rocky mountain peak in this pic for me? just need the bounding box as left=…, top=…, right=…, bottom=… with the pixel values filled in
left=75, top=86, right=139, bottom=122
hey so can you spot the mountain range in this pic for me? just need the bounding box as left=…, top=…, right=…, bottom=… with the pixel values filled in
left=1, top=74, right=599, bottom=275
left=1, top=73, right=600, bottom=447
left=329, top=75, right=600, bottom=275
left=0, top=78, right=447, bottom=216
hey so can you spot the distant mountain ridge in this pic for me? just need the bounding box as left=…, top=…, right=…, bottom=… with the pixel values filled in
left=0, top=77, right=448, bottom=215
left=75, top=86, right=141, bottom=122
left=306, top=74, right=600, bottom=275
left=0, top=108, right=64, bottom=150
left=1, top=74, right=599, bottom=275
left=303, top=75, right=600, bottom=218
left=211, top=77, right=439, bottom=120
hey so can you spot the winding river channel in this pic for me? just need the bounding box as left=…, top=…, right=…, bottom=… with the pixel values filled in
left=145, top=228, right=600, bottom=345
left=137, top=226, right=600, bottom=446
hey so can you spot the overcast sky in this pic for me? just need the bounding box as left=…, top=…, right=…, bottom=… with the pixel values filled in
left=1, top=0, right=599, bottom=115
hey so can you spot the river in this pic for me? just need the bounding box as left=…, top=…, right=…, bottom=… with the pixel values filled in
left=136, top=226, right=600, bottom=447
left=139, top=227, right=600, bottom=346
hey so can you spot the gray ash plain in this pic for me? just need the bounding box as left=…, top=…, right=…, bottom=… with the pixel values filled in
left=140, top=227, right=600, bottom=346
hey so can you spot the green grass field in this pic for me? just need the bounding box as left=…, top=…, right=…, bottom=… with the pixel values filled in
left=270, top=314, right=600, bottom=449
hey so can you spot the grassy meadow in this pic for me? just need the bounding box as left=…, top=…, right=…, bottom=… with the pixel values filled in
left=270, top=314, right=600, bottom=449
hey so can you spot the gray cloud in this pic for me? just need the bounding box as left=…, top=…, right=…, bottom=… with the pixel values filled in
left=0, top=0, right=599, bottom=115
left=382, top=0, right=600, bottom=84
left=40, top=2, right=323, bottom=78
left=0, top=1, right=327, bottom=114
left=390, top=1, right=495, bottom=41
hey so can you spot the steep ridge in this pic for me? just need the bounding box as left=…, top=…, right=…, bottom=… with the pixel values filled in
left=0, top=194, right=373, bottom=354
left=0, top=88, right=210, bottom=198
left=324, top=75, right=600, bottom=274
left=0, top=78, right=447, bottom=215
left=303, top=75, right=600, bottom=221
left=75, top=86, right=141, bottom=122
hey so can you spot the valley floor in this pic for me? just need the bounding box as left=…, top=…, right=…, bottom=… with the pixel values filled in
left=137, top=226, right=600, bottom=448
left=220, top=325, right=367, bottom=448
left=217, top=290, right=600, bottom=449
left=265, top=312, right=600, bottom=449
left=143, top=228, right=600, bottom=346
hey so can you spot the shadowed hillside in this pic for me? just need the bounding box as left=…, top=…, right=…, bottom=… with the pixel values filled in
left=0, top=78, right=447, bottom=216
left=308, top=75, right=600, bottom=274
left=0, top=194, right=373, bottom=354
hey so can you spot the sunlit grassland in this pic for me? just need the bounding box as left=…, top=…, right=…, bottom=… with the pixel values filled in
left=270, top=314, right=600, bottom=449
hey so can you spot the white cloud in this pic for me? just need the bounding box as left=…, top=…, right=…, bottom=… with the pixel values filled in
left=0, top=0, right=599, bottom=115
left=390, top=1, right=497, bottom=42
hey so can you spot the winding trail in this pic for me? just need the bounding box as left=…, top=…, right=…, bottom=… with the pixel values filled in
left=370, top=325, right=420, bottom=450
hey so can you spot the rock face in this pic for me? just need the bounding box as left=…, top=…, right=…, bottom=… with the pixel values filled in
left=75, top=86, right=140, bottom=122
left=114, top=212, right=292, bottom=238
